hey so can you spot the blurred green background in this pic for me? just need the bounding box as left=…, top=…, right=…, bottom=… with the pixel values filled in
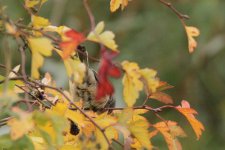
left=0, top=0, right=225, bottom=149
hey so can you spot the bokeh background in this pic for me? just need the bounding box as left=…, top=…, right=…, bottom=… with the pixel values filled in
left=0, top=0, right=225, bottom=149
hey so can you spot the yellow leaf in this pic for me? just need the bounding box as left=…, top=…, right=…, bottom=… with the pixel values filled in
left=28, top=37, right=53, bottom=79
left=176, top=100, right=205, bottom=140
left=56, top=50, right=86, bottom=84
left=87, top=21, right=118, bottom=51
left=25, top=0, right=47, bottom=8
left=45, top=25, right=71, bottom=40
left=129, top=119, right=152, bottom=149
left=122, top=61, right=143, bottom=107
left=94, top=113, right=117, bottom=128
left=140, top=68, right=159, bottom=94
left=110, top=0, right=129, bottom=12
left=185, top=26, right=200, bottom=53
left=29, top=136, right=47, bottom=150
left=7, top=107, right=34, bottom=140
left=32, top=15, right=50, bottom=28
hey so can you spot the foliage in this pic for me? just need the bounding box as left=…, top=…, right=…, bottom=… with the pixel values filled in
left=0, top=0, right=204, bottom=149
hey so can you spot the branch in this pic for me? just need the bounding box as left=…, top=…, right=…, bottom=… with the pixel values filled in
left=158, top=0, right=190, bottom=20
left=83, top=0, right=95, bottom=31
left=27, top=79, right=112, bottom=148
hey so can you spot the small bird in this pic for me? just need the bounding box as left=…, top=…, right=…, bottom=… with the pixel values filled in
left=74, top=45, right=115, bottom=113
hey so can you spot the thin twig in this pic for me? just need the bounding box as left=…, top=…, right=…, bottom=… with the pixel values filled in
left=158, top=0, right=189, bottom=20
left=112, top=139, right=124, bottom=148
left=83, top=0, right=95, bottom=31
left=27, top=79, right=112, bottom=148
left=16, top=23, right=60, bottom=42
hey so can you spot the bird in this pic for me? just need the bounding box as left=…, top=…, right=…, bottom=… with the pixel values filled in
left=74, top=45, right=115, bottom=113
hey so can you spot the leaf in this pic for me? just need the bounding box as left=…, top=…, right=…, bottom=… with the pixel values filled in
left=28, top=37, right=53, bottom=79
left=114, top=108, right=151, bottom=149
left=87, top=21, right=118, bottom=51
left=110, top=0, right=129, bottom=12
left=59, top=30, right=85, bottom=59
left=122, top=61, right=143, bottom=107
left=185, top=26, right=200, bottom=53
left=7, top=107, right=34, bottom=140
left=25, top=0, right=47, bottom=8
left=150, top=92, right=173, bottom=104
left=56, top=49, right=86, bottom=84
left=140, top=68, right=159, bottom=94
left=129, top=119, right=152, bottom=149
left=31, top=15, right=50, bottom=28
left=157, top=81, right=174, bottom=91
left=8, top=65, right=20, bottom=78
left=153, top=121, right=186, bottom=150
left=176, top=100, right=205, bottom=140
left=96, top=50, right=121, bottom=100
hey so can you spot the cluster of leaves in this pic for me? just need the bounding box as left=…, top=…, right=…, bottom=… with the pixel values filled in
left=0, top=0, right=204, bottom=150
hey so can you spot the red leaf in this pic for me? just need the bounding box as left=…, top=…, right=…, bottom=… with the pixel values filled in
left=96, top=50, right=121, bottom=100
left=60, top=29, right=85, bottom=59
left=65, top=30, right=85, bottom=43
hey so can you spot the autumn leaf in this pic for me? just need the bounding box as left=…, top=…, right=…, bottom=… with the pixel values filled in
left=122, top=61, right=143, bottom=107
left=150, top=92, right=173, bottom=104
left=25, top=0, right=47, bottom=8
left=185, top=26, right=200, bottom=53
left=176, top=100, right=205, bottom=140
left=60, top=30, right=85, bottom=59
left=157, top=81, right=174, bottom=91
left=27, top=37, right=53, bottom=79
left=140, top=68, right=159, bottom=94
left=31, top=15, right=50, bottom=28
left=8, top=107, right=34, bottom=140
left=110, top=0, right=129, bottom=12
left=129, top=119, right=152, bottom=149
left=96, top=50, right=121, bottom=100
left=87, top=21, right=118, bottom=51
left=153, top=121, right=186, bottom=150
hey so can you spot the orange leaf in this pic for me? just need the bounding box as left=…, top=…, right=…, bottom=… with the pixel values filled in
left=176, top=100, right=205, bottom=140
left=185, top=26, right=200, bottom=53
left=157, top=81, right=174, bottom=91
left=153, top=121, right=186, bottom=150
left=60, top=30, right=85, bottom=59
left=150, top=92, right=173, bottom=104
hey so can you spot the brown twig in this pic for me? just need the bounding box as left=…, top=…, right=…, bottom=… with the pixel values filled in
left=83, top=0, right=95, bottom=31
left=158, top=0, right=189, bottom=20
left=112, top=139, right=124, bottom=148
left=27, top=79, right=112, bottom=148
left=16, top=23, right=60, bottom=42
left=104, top=105, right=174, bottom=113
